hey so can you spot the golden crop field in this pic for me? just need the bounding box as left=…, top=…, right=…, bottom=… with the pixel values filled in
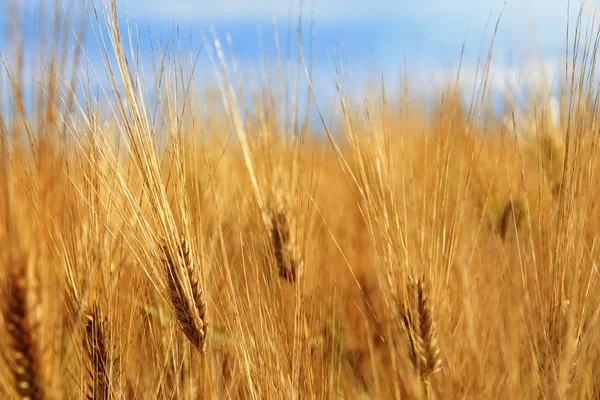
left=1, top=1, right=599, bottom=399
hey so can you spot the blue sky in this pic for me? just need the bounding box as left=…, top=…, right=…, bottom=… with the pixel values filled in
left=1, top=0, right=598, bottom=121
left=117, top=0, right=584, bottom=67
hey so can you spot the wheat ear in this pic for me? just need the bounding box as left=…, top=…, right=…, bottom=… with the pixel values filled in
left=160, top=236, right=209, bottom=354
left=269, top=210, right=300, bottom=283
left=83, top=303, right=110, bottom=400
left=414, top=277, right=442, bottom=378
left=400, top=275, right=442, bottom=399
left=2, top=256, right=46, bottom=400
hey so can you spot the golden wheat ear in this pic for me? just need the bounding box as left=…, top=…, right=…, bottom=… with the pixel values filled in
left=2, top=255, right=46, bottom=400
left=400, top=275, right=441, bottom=398
left=83, top=303, right=110, bottom=400
left=498, top=198, right=524, bottom=240
left=160, top=235, right=209, bottom=354
left=414, top=276, right=442, bottom=379
left=268, top=210, right=303, bottom=283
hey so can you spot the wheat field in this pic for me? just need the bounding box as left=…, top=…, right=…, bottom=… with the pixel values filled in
left=1, top=1, right=600, bottom=399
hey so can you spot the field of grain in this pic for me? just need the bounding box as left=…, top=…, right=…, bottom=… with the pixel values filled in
left=2, top=1, right=600, bottom=399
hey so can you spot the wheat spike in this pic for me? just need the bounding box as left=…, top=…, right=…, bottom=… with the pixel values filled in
left=161, top=236, right=209, bottom=353
left=415, top=277, right=442, bottom=378
left=269, top=211, right=299, bottom=283
left=2, top=256, right=45, bottom=400
left=83, top=303, right=110, bottom=400
left=498, top=199, right=524, bottom=240
left=180, top=238, right=208, bottom=333
left=399, top=287, right=419, bottom=370
left=401, top=275, right=442, bottom=399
